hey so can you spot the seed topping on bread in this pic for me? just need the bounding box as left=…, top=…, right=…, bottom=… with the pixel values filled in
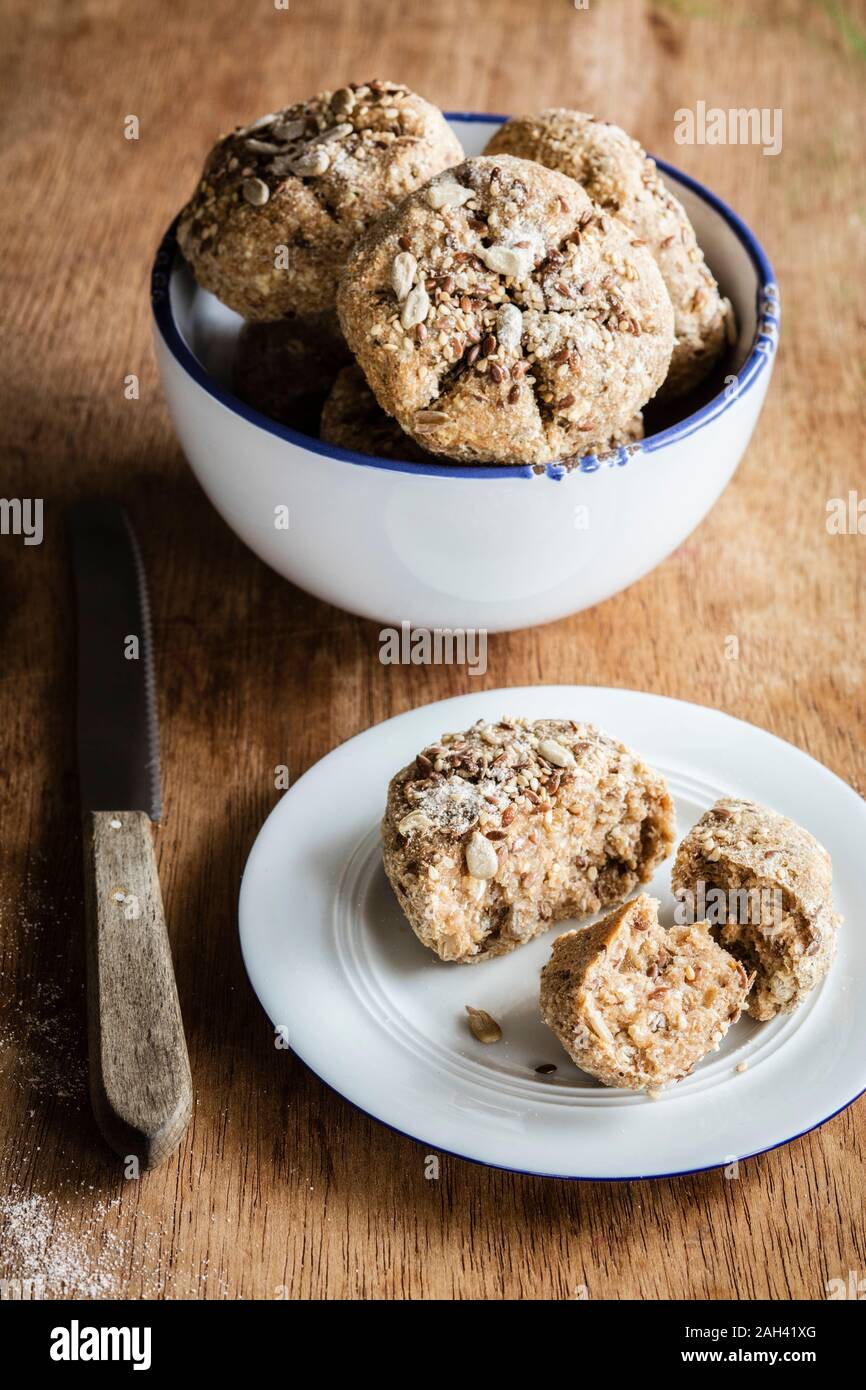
left=338, top=155, right=674, bottom=464
left=382, top=718, right=675, bottom=963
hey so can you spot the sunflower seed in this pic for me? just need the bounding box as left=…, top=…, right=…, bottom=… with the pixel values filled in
left=584, top=997, right=614, bottom=1043
left=535, top=1063, right=557, bottom=1075
left=330, top=87, right=357, bottom=115
left=465, top=830, right=498, bottom=879
left=479, top=244, right=533, bottom=280
left=291, top=146, right=330, bottom=177
left=391, top=251, right=417, bottom=301
left=245, top=138, right=282, bottom=155
left=314, top=122, right=354, bottom=144
left=414, top=408, right=449, bottom=424
left=465, top=1005, right=502, bottom=1044
left=426, top=178, right=474, bottom=211
left=495, top=303, right=523, bottom=352
left=397, top=810, right=431, bottom=837
left=239, top=112, right=280, bottom=136
left=537, top=738, right=576, bottom=769
left=272, top=118, right=306, bottom=142
left=400, top=282, right=430, bottom=329
left=242, top=177, right=270, bottom=206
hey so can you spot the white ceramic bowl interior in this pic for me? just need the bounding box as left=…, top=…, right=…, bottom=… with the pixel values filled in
left=153, top=114, right=779, bottom=632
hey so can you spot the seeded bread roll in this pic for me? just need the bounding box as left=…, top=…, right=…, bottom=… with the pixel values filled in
left=320, top=364, right=439, bottom=461
left=321, top=364, right=644, bottom=464
left=232, top=313, right=352, bottom=431
left=484, top=111, right=735, bottom=399
left=671, top=798, right=841, bottom=1021
left=540, top=894, right=752, bottom=1090
left=178, top=81, right=464, bottom=320
left=382, top=718, right=675, bottom=963
left=338, top=155, right=674, bottom=465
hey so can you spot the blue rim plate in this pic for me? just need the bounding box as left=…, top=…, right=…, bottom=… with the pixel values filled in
left=238, top=686, right=864, bottom=1182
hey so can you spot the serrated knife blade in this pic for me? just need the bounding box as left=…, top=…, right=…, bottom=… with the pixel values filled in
left=71, top=500, right=161, bottom=820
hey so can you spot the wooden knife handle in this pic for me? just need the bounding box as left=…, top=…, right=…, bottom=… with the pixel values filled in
left=82, top=809, right=192, bottom=1169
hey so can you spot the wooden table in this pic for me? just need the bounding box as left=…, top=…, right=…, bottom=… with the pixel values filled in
left=2, top=0, right=864, bottom=1300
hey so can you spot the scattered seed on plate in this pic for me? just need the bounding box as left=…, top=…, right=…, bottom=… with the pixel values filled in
left=465, top=1005, right=502, bottom=1044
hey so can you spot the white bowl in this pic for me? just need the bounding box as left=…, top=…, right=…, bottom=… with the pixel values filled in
left=152, top=113, right=779, bottom=633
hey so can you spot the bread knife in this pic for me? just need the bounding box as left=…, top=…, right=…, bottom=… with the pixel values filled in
left=70, top=500, right=192, bottom=1170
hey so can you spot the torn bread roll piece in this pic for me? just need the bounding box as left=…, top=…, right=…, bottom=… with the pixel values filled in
left=382, top=718, right=675, bottom=963
left=540, top=894, right=752, bottom=1090
left=672, top=798, right=841, bottom=1021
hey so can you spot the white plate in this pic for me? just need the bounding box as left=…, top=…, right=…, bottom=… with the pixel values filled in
left=239, top=686, right=865, bottom=1180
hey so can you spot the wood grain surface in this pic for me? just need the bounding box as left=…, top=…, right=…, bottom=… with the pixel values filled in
left=1, top=0, right=864, bottom=1300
